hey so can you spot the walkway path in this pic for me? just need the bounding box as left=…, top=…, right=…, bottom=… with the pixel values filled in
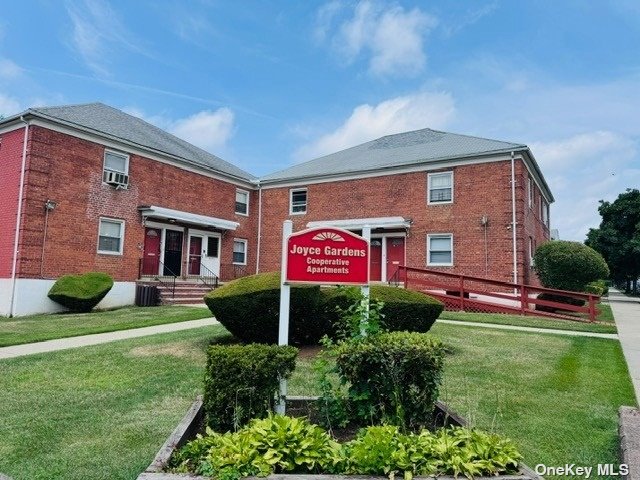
left=0, top=317, right=218, bottom=360
left=436, top=319, right=618, bottom=339
left=608, top=288, right=640, bottom=403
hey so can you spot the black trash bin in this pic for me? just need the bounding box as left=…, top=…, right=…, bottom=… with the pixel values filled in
left=135, top=285, right=159, bottom=306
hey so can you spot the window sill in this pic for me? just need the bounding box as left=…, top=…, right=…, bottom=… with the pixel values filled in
left=427, top=201, right=453, bottom=206
left=97, top=250, right=123, bottom=256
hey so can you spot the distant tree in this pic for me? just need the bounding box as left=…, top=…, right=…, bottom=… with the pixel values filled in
left=586, top=189, right=640, bottom=293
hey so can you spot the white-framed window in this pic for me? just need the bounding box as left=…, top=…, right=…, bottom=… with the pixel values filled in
left=427, top=172, right=453, bottom=204
left=528, top=177, right=533, bottom=209
left=233, top=239, right=247, bottom=265
left=97, top=217, right=125, bottom=255
left=427, top=234, right=453, bottom=266
left=103, top=149, right=129, bottom=187
left=290, top=188, right=307, bottom=214
left=235, top=189, right=249, bottom=215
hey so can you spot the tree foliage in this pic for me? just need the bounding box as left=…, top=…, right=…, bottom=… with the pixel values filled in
left=586, top=189, right=640, bottom=292
left=533, top=240, right=609, bottom=292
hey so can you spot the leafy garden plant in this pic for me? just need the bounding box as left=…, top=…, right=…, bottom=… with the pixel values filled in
left=169, top=415, right=523, bottom=480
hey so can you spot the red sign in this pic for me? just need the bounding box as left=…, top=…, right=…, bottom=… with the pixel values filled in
left=285, top=227, right=369, bottom=285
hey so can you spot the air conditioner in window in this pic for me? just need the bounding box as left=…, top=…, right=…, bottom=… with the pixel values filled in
left=103, top=169, right=129, bottom=189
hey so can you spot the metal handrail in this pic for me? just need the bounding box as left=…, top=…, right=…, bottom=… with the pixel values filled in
left=156, top=260, right=178, bottom=298
left=197, top=263, right=220, bottom=289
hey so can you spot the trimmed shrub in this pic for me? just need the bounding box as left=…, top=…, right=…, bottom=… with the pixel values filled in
left=586, top=279, right=609, bottom=296
left=334, top=331, right=446, bottom=431
left=324, top=286, right=444, bottom=338
left=204, top=272, right=327, bottom=345
left=533, top=241, right=609, bottom=292
left=47, top=272, right=114, bottom=312
left=203, top=343, right=298, bottom=432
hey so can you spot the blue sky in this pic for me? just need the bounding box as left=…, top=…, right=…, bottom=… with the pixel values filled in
left=1, top=0, right=639, bottom=241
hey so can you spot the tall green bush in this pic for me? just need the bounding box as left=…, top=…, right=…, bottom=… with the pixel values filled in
left=203, top=343, right=298, bottom=432
left=533, top=241, right=609, bottom=292
left=47, top=272, right=114, bottom=312
left=334, top=331, right=446, bottom=431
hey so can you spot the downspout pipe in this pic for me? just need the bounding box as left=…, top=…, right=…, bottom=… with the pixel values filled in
left=510, top=151, right=518, bottom=286
left=256, top=183, right=262, bottom=273
left=9, top=116, right=30, bottom=317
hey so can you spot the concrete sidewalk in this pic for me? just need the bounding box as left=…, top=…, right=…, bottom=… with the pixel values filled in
left=0, top=317, right=218, bottom=360
left=436, top=318, right=618, bottom=339
left=608, top=288, right=640, bottom=402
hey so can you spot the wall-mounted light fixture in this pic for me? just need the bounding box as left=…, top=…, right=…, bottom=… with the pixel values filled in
left=44, top=199, right=57, bottom=211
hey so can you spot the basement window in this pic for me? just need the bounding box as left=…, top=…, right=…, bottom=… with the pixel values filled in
left=428, top=172, right=453, bottom=204
left=98, top=218, right=124, bottom=255
left=427, top=234, right=453, bottom=266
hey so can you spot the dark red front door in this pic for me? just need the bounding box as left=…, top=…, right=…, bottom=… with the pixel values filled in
left=370, top=239, right=382, bottom=281
left=188, top=236, right=202, bottom=275
left=386, top=237, right=405, bottom=281
left=142, top=228, right=161, bottom=275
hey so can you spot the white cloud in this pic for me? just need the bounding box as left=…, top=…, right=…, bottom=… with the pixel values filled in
left=0, top=93, right=21, bottom=116
left=0, top=58, right=23, bottom=79
left=295, top=91, right=455, bottom=161
left=531, top=131, right=638, bottom=241
left=314, top=1, right=343, bottom=43
left=319, top=1, right=437, bottom=77
left=171, top=109, right=235, bottom=152
left=65, top=0, right=150, bottom=76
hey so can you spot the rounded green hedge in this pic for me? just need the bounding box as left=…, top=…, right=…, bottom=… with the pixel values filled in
left=47, top=272, right=114, bottom=313
left=533, top=240, right=609, bottom=292
left=204, top=272, right=328, bottom=345
left=205, top=272, right=444, bottom=345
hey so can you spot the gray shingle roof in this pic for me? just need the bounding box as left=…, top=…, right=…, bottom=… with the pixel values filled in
left=26, top=102, right=255, bottom=182
left=260, top=128, right=528, bottom=183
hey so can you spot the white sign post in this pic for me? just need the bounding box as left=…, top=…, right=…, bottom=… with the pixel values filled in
left=276, top=220, right=293, bottom=414
left=360, top=225, right=371, bottom=336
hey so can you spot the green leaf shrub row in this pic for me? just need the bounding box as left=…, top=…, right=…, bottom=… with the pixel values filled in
left=169, top=414, right=522, bottom=479
left=203, top=344, right=298, bottom=432
left=204, top=272, right=444, bottom=345
left=47, top=272, right=114, bottom=312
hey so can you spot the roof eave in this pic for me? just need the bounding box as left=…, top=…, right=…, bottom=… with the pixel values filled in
left=7, top=110, right=257, bottom=187
left=258, top=147, right=529, bottom=186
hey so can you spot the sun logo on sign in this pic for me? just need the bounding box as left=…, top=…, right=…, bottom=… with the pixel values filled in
left=312, top=232, right=345, bottom=242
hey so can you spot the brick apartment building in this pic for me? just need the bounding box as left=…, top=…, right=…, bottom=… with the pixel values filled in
left=0, top=103, right=553, bottom=316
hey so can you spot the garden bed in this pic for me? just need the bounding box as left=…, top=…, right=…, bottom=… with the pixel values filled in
left=137, top=397, right=542, bottom=480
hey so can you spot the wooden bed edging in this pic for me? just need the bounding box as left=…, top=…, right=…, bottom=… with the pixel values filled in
left=138, top=397, right=542, bottom=480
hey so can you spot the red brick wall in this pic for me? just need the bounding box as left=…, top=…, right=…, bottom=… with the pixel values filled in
left=0, top=127, right=27, bottom=278
left=17, top=126, right=257, bottom=281
left=259, top=159, right=550, bottom=285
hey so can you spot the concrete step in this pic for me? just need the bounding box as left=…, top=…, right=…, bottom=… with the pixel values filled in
left=162, top=296, right=209, bottom=305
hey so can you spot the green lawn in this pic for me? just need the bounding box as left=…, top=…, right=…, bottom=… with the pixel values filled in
left=0, top=306, right=212, bottom=347
left=0, top=322, right=634, bottom=480
left=438, top=305, right=617, bottom=334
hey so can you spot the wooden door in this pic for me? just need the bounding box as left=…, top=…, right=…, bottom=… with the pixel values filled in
left=386, top=237, right=405, bottom=281
left=369, top=239, right=382, bottom=281
left=188, top=236, right=203, bottom=275
left=141, top=228, right=161, bottom=275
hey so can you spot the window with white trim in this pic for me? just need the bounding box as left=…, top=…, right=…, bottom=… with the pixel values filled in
left=528, top=177, right=533, bottom=209
left=98, top=218, right=124, bottom=255
left=103, top=150, right=129, bottom=187
left=543, top=201, right=549, bottom=227
left=235, top=189, right=249, bottom=215
left=233, top=239, right=247, bottom=265
left=290, top=188, right=307, bottom=214
left=427, top=234, right=453, bottom=266
left=428, top=172, right=453, bottom=204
